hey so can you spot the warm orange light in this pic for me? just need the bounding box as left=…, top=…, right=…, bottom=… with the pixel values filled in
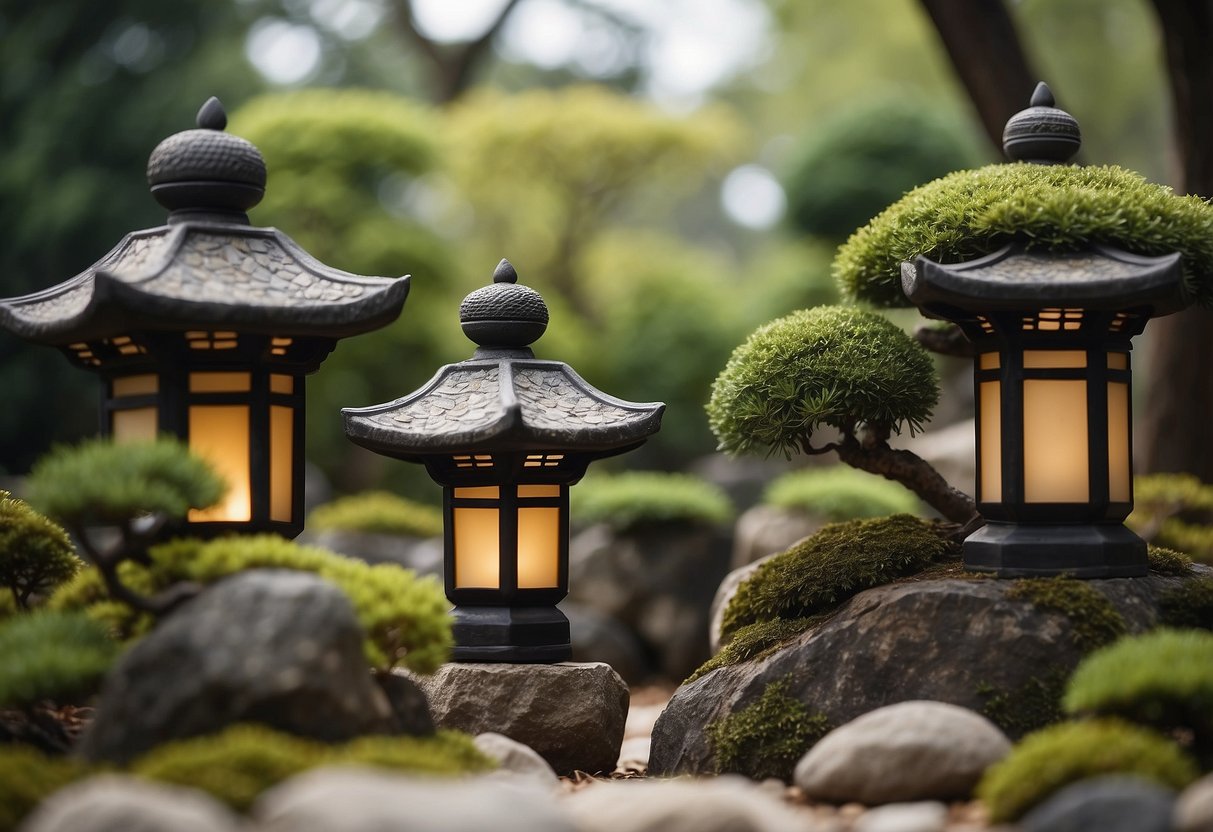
left=112, top=408, right=158, bottom=443
left=1023, top=380, right=1089, bottom=503
left=1022, top=350, right=1087, bottom=369
left=980, top=381, right=1002, bottom=502
left=455, top=486, right=500, bottom=499
left=270, top=405, right=293, bottom=522
left=454, top=507, right=500, bottom=588
left=188, top=405, right=251, bottom=521
left=979, top=352, right=1000, bottom=370
left=517, top=507, right=560, bottom=588
left=189, top=372, right=251, bottom=393
left=1108, top=352, right=1128, bottom=370
left=518, top=485, right=561, bottom=498
left=112, top=374, right=158, bottom=397
left=1108, top=382, right=1131, bottom=502
left=270, top=374, right=294, bottom=394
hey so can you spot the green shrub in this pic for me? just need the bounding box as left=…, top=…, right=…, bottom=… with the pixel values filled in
left=131, top=724, right=494, bottom=811
left=570, top=472, right=732, bottom=531
left=977, top=719, right=1199, bottom=823
left=687, top=618, right=817, bottom=684
left=763, top=466, right=920, bottom=520
left=708, top=680, right=831, bottom=781
left=0, top=745, right=87, bottom=831
left=0, top=610, right=119, bottom=708
left=0, top=492, right=81, bottom=610
left=835, top=163, right=1213, bottom=309
left=1005, top=577, right=1126, bottom=653
left=721, top=514, right=957, bottom=639
left=1129, top=474, right=1213, bottom=561
left=50, top=535, right=451, bottom=673
left=1063, top=629, right=1213, bottom=761
left=707, top=306, right=938, bottom=459
left=27, top=438, right=225, bottom=529
left=1159, top=577, right=1213, bottom=629
left=307, top=491, right=443, bottom=538
left=784, top=94, right=985, bottom=243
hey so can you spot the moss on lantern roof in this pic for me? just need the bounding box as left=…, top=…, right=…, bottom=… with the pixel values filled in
left=835, top=163, right=1213, bottom=309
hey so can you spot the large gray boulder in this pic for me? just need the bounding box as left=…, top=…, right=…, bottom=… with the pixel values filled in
left=409, top=662, right=628, bottom=775
left=651, top=571, right=1199, bottom=776
left=568, top=522, right=731, bottom=681
left=19, top=775, right=240, bottom=832
left=80, top=570, right=394, bottom=764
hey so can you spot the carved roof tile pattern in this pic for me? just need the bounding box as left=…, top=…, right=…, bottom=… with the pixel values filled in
left=367, top=367, right=502, bottom=437
left=514, top=367, right=638, bottom=432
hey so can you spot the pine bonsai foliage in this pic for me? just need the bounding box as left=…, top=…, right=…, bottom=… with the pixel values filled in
left=0, top=492, right=81, bottom=610
left=570, top=471, right=733, bottom=531
left=721, top=514, right=958, bottom=640
left=977, top=719, right=1198, bottom=823
left=835, top=163, right=1213, bottom=309
left=50, top=534, right=452, bottom=673
left=307, top=491, right=443, bottom=538
left=1129, top=474, right=1213, bottom=562
left=0, top=610, right=119, bottom=708
left=763, top=465, right=920, bottom=521
left=1063, top=629, right=1213, bottom=763
left=708, top=680, right=831, bottom=781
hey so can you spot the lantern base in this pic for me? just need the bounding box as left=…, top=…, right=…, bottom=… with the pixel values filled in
left=964, top=522, right=1148, bottom=578
left=450, top=605, right=571, bottom=663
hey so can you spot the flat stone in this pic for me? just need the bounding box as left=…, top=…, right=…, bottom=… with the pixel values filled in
left=1020, top=775, right=1175, bottom=832
left=853, top=802, right=949, bottom=832
left=562, top=777, right=809, bottom=832
left=409, top=662, right=627, bottom=775
left=1176, top=773, right=1213, bottom=832
left=474, top=732, right=558, bottom=781
left=80, top=570, right=394, bottom=764
left=253, top=767, right=573, bottom=832
left=794, top=701, right=1009, bottom=804
left=651, top=572, right=1201, bottom=777
left=19, top=774, right=240, bottom=832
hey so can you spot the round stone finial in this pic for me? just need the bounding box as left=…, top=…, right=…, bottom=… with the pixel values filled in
left=146, top=97, right=267, bottom=219
left=1002, top=81, right=1082, bottom=165
left=460, top=260, right=549, bottom=349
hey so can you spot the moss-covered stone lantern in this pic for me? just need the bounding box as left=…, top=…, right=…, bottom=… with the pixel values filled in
left=0, top=98, right=409, bottom=538
left=344, top=259, right=664, bottom=662
left=902, top=84, right=1188, bottom=577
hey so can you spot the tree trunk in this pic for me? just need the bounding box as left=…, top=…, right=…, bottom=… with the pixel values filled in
left=916, top=0, right=1040, bottom=149
left=1141, top=0, right=1213, bottom=481
left=834, top=433, right=978, bottom=526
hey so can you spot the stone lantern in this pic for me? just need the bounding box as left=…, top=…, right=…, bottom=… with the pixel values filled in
left=0, top=98, right=409, bottom=538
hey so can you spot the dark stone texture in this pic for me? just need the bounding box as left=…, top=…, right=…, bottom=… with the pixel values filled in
left=650, top=571, right=1200, bottom=776
left=409, top=662, right=628, bottom=775
left=79, top=570, right=394, bottom=764
left=1020, top=775, right=1175, bottom=832
left=563, top=601, right=649, bottom=684
left=374, top=671, right=436, bottom=737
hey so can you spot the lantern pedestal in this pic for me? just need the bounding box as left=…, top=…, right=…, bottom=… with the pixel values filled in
left=964, top=522, right=1148, bottom=578
left=451, top=606, right=571, bottom=663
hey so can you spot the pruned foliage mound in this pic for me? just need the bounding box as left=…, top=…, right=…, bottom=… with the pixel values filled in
left=570, top=471, right=733, bottom=531
left=763, top=465, right=920, bottom=520
left=707, top=306, right=938, bottom=459
left=835, top=163, right=1213, bottom=308
left=0, top=610, right=119, bottom=708
left=308, top=491, right=443, bottom=538
left=0, top=492, right=81, bottom=610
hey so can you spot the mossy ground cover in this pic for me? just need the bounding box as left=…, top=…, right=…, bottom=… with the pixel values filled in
left=570, top=471, right=732, bottom=531
left=762, top=465, right=919, bottom=521
left=687, top=618, right=820, bottom=685
left=707, top=679, right=831, bottom=781
left=0, top=745, right=87, bottom=832
left=307, top=491, right=443, bottom=538
left=1159, top=576, right=1213, bottom=629
left=1005, top=576, right=1126, bottom=653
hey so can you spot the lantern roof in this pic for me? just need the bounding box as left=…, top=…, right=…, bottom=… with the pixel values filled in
left=343, top=260, right=664, bottom=460
left=902, top=242, right=1186, bottom=319
left=0, top=97, right=408, bottom=345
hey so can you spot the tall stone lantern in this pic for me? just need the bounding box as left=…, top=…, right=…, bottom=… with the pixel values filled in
left=344, top=259, right=664, bottom=662
left=0, top=98, right=409, bottom=538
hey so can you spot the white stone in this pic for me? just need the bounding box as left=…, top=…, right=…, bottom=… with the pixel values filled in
left=19, top=775, right=240, bottom=832
left=1168, top=772, right=1213, bottom=832
left=474, top=732, right=558, bottom=781
left=793, top=701, right=1010, bottom=804
left=562, top=778, right=810, bottom=832
left=853, top=802, right=948, bottom=832
left=617, top=737, right=651, bottom=769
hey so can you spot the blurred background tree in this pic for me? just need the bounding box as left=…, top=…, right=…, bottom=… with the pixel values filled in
left=1, top=0, right=1206, bottom=494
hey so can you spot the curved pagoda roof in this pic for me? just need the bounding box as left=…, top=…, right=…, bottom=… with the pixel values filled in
left=344, top=260, right=664, bottom=459
left=0, top=97, right=408, bottom=345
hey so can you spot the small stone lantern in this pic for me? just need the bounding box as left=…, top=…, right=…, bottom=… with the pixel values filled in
left=344, top=259, right=664, bottom=662
left=902, top=84, right=1187, bottom=577
left=0, top=98, right=409, bottom=538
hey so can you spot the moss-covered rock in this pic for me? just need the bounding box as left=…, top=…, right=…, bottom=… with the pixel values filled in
left=570, top=471, right=732, bottom=532
left=976, top=668, right=1069, bottom=739
left=306, top=491, right=443, bottom=538
left=1148, top=545, right=1195, bottom=577
left=707, top=306, right=938, bottom=459
left=1159, top=576, right=1213, bottom=629
left=0, top=745, right=87, bottom=832
left=688, top=618, right=818, bottom=685
left=130, top=723, right=494, bottom=812
left=707, top=680, right=831, bottom=781
left=834, top=163, right=1213, bottom=309
left=1064, top=629, right=1213, bottom=763
left=0, top=492, right=81, bottom=611
left=762, top=466, right=920, bottom=521
left=976, top=719, right=1199, bottom=823
left=0, top=610, right=119, bottom=708
left=721, top=514, right=957, bottom=639
left=1004, top=576, right=1127, bottom=653
left=49, top=534, right=451, bottom=673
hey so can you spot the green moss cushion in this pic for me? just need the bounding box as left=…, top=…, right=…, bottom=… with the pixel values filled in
left=835, top=163, right=1213, bottom=308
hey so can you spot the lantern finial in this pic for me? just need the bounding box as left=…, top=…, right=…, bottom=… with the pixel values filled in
left=196, top=96, right=228, bottom=131
left=459, top=258, right=549, bottom=349
left=1002, top=81, right=1082, bottom=165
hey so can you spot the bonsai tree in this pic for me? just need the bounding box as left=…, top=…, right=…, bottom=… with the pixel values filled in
left=0, top=492, right=81, bottom=611
left=27, top=437, right=225, bottom=616
left=708, top=305, right=976, bottom=528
